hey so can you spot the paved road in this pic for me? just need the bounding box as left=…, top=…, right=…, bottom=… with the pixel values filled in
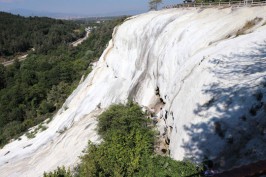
left=71, top=31, right=90, bottom=47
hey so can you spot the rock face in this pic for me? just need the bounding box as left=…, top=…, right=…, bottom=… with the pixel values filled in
left=1, top=6, right=266, bottom=176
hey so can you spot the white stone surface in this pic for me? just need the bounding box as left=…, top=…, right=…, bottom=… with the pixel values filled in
left=1, top=6, right=266, bottom=176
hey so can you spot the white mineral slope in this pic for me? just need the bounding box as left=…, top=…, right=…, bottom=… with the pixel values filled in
left=1, top=6, right=266, bottom=176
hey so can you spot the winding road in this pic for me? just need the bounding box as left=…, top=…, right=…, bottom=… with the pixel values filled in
left=71, top=30, right=90, bottom=47
left=1, top=30, right=90, bottom=67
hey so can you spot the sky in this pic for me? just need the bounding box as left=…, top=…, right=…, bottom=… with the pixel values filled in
left=0, top=0, right=181, bottom=17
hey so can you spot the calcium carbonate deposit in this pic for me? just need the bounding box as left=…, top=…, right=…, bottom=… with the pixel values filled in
left=1, top=6, right=266, bottom=176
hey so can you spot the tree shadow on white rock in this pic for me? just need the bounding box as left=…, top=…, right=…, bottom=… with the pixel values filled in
left=182, top=41, right=266, bottom=170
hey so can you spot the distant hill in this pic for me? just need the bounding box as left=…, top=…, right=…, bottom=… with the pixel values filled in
left=6, top=9, right=86, bottom=19
left=5, top=8, right=146, bottom=19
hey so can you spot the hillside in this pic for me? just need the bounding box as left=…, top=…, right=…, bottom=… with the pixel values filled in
left=0, top=12, right=84, bottom=58
left=1, top=6, right=266, bottom=176
left=0, top=18, right=124, bottom=148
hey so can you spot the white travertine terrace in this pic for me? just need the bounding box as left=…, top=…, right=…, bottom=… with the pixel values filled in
left=1, top=6, right=266, bottom=176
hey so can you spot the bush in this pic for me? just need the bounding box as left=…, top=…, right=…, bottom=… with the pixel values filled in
left=44, top=103, right=201, bottom=177
left=79, top=103, right=154, bottom=177
left=78, top=103, right=201, bottom=177
left=44, top=167, right=71, bottom=177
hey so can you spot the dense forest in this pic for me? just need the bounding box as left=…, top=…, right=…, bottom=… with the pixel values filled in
left=44, top=103, right=202, bottom=177
left=0, top=12, right=202, bottom=177
left=0, top=12, right=84, bottom=58
left=0, top=14, right=126, bottom=147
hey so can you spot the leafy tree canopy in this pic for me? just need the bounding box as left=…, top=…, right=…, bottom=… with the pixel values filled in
left=0, top=12, right=84, bottom=58
left=45, top=103, right=202, bottom=177
left=0, top=17, right=125, bottom=147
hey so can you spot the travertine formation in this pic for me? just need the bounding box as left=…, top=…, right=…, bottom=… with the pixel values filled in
left=1, top=6, right=266, bottom=176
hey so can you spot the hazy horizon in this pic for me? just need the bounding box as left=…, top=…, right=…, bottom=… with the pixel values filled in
left=0, top=0, right=182, bottom=18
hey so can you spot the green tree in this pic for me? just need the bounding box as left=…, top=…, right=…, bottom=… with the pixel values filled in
left=0, top=16, right=125, bottom=148
left=43, top=104, right=202, bottom=177
left=79, top=103, right=154, bottom=177
left=77, top=103, right=201, bottom=177
left=0, top=12, right=82, bottom=57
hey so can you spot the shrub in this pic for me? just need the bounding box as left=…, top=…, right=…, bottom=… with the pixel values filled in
left=79, top=103, right=155, bottom=177
left=44, top=103, right=202, bottom=176
left=77, top=103, right=201, bottom=177
left=43, top=166, right=71, bottom=177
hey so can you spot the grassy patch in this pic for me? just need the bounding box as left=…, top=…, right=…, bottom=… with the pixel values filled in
left=26, top=132, right=36, bottom=139
left=25, top=123, right=48, bottom=139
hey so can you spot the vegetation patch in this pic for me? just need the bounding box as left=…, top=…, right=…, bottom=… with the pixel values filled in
left=44, top=167, right=71, bottom=177
left=25, top=123, right=48, bottom=139
left=0, top=12, right=85, bottom=58
left=44, top=103, right=202, bottom=177
left=25, top=132, right=36, bottom=139
left=0, top=17, right=126, bottom=147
